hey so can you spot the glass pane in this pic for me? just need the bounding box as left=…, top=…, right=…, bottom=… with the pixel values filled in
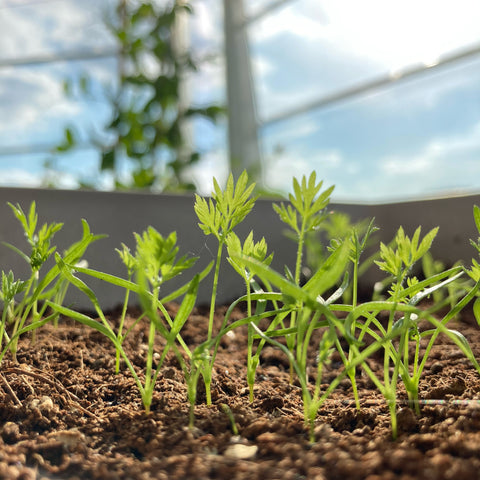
left=245, top=0, right=283, bottom=17
left=250, top=0, right=480, bottom=121
left=0, top=0, right=115, bottom=60
left=0, top=151, right=100, bottom=189
left=0, top=58, right=116, bottom=149
left=261, top=57, right=480, bottom=202
left=190, top=0, right=224, bottom=56
left=0, top=0, right=228, bottom=190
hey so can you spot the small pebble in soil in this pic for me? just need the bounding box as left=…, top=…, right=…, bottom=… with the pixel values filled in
left=47, top=429, right=86, bottom=451
left=27, top=396, right=56, bottom=414
left=430, top=362, right=444, bottom=374
left=1, top=422, right=21, bottom=444
left=397, top=407, right=418, bottom=433
left=259, top=395, right=284, bottom=412
left=223, top=443, right=258, bottom=460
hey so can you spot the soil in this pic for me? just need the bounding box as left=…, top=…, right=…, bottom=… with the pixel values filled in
left=1, top=302, right=480, bottom=480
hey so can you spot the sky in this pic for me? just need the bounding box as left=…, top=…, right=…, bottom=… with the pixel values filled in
left=0, top=0, right=479, bottom=202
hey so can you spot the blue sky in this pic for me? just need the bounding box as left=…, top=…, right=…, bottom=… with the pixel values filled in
left=0, top=0, right=479, bottom=202
left=248, top=0, right=480, bottom=201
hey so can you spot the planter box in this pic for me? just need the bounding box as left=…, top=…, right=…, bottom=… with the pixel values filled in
left=0, top=187, right=478, bottom=309
left=2, top=187, right=480, bottom=480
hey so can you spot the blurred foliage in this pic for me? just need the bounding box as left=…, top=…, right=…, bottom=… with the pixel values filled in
left=53, top=0, right=224, bottom=191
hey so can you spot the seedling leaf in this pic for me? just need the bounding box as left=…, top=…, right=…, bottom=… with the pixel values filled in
left=304, top=238, right=350, bottom=297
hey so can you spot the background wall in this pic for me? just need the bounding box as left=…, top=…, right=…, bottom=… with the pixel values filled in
left=0, top=188, right=478, bottom=310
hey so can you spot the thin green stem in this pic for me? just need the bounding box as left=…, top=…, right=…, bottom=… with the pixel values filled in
left=115, top=284, right=131, bottom=374
left=288, top=217, right=307, bottom=383
left=246, top=279, right=258, bottom=402
left=208, top=241, right=224, bottom=342
left=352, top=261, right=358, bottom=308
left=295, top=225, right=306, bottom=286
left=347, top=259, right=361, bottom=409
left=0, top=304, right=10, bottom=351
left=155, top=301, right=192, bottom=358
left=143, top=320, right=156, bottom=413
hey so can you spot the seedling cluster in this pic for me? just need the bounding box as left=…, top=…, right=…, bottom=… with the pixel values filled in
left=2, top=172, right=480, bottom=442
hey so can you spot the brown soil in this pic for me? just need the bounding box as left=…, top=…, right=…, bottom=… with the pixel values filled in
left=1, top=303, right=480, bottom=480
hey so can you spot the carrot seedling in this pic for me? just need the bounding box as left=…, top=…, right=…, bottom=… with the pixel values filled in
left=354, top=225, right=480, bottom=437
left=1, top=203, right=104, bottom=361
left=194, top=170, right=257, bottom=404
left=49, top=226, right=210, bottom=415
left=273, top=172, right=335, bottom=381
left=226, top=231, right=273, bottom=401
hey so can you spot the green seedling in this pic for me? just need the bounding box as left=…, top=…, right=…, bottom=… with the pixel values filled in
left=114, top=243, right=140, bottom=373
left=273, top=172, right=335, bottom=381
left=66, top=228, right=212, bottom=376
left=327, top=218, right=378, bottom=409
left=230, top=239, right=356, bottom=438
left=373, top=225, right=439, bottom=434
left=235, top=252, right=392, bottom=442
left=344, top=268, right=479, bottom=439
left=194, top=170, right=257, bottom=404
left=224, top=174, right=350, bottom=402
left=226, top=231, right=273, bottom=401
left=358, top=225, right=480, bottom=438
left=0, top=271, right=27, bottom=355
left=8, top=173, right=480, bottom=444
left=1, top=203, right=104, bottom=361
left=221, top=403, right=239, bottom=435
left=136, top=264, right=202, bottom=424
left=2, top=202, right=61, bottom=351
left=48, top=226, right=209, bottom=416
left=134, top=228, right=198, bottom=414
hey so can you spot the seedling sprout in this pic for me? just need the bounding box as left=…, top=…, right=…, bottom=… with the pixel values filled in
left=2, top=173, right=480, bottom=443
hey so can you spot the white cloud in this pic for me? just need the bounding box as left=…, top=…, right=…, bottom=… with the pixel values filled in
left=1, top=0, right=114, bottom=60
left=259, top=119, right=480, bottom=203
left=189, top=59, right=225, bottom=104
left=0, top=69, right=81, bottom=135
left=263, top=148, right=343, bottom=193
left=250, top=0, right=480, bottom=119
left=191, top=0, right=224, bottom=53
left=254, top=0, right=480, bottom=71
left=251, top=6, right=327, bottom=43
left=0, top=167, right=76, bottom=189
left=0, top=168, right=42, bottom=187
left=365, top=66, right=477, bottom=116
left=188, top=0, right=226, bottom=105
left=252, top=56, right=274, bottom=79
left=189, top=149, right=229, bottom=194
left=0, top=0, right=116, bottom=145
left=382, top=122, right=480, bottom=176
left=382, top=154, right=432, bottom=176
left=264, top=118, right=322, bottom=146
